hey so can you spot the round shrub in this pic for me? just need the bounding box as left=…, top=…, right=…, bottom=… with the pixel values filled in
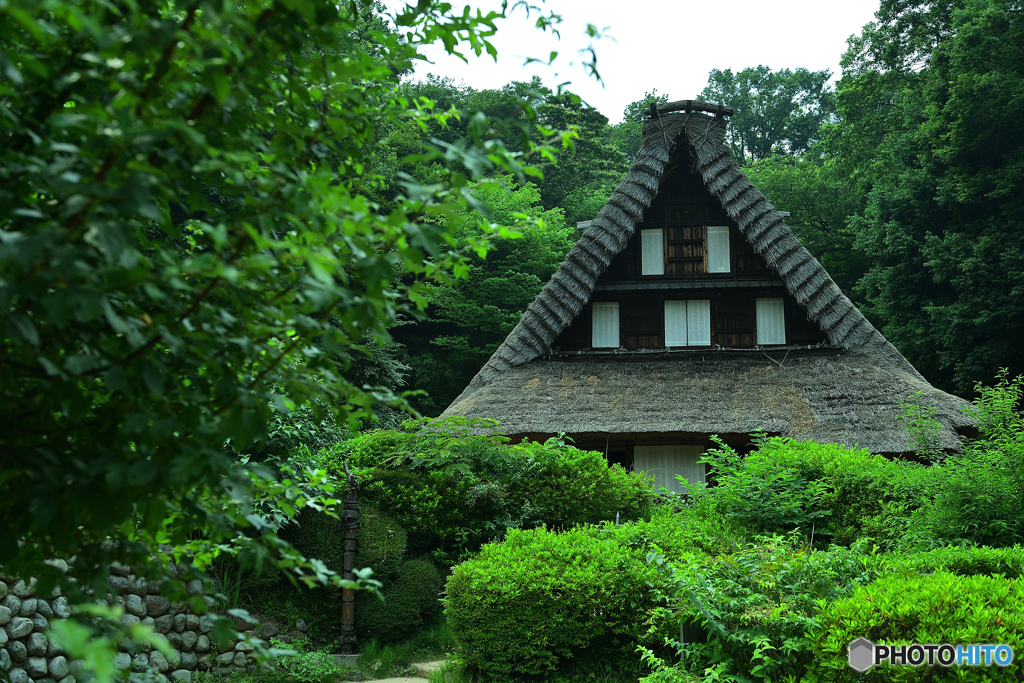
left=355, top=508, right=407, bottom=583
left=444, top=526, right=675, bottom=681
left=806, top=571, right=1024, bottom=681
left=290, top=507, right=345, bottom=573
left=503, top=439, right=652, bottom=530
left=356, top=559, right=443, bottom=643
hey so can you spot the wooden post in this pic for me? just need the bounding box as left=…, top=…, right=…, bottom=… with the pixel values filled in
left=340, top=461, right=359, bottom=655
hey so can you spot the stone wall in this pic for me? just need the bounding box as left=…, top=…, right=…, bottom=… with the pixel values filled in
left=0, top=559, right=272, bottom=683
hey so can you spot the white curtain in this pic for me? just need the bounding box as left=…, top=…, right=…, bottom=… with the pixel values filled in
left=756, top=297, right=786, bottom=345
left=664, top=300, right=687, bottom=346
left=687, top=299, right=711, bottom=345
left=641, top=229, right=665, bottom=275
left=592, top=302, right=620, bottom=348
left=634, top=445, right=706, bottom=495
left=707, top=225, right=730, bottom=273
left=665, top=300, right=711, bottom=346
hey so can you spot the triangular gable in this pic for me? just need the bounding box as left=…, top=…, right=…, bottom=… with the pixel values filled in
left=473, top=105, right=919, bottom=384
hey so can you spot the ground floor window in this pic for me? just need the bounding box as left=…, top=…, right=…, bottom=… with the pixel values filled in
left=633, top=444, right=706, bottom=494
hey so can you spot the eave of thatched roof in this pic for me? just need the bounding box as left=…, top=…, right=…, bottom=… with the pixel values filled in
left=444, top=350, right=973, bottom=454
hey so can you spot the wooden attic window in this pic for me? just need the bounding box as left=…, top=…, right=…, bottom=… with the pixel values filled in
left=641, top=229, right=664, bottom=275
left=640, top=225, right=730, bottom=277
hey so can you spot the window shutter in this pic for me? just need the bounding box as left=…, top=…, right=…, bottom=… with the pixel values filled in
left=664, top=301, right=688, bottom=346
left=634, top=445, right=706, bottom=495
left=756, top=298, right=786, bottom=345
left=707, top=225, right=730, bottom=273
left=686, top=300, right=711, bottom=346
left=641, top=229, right=665, bottom=275
left=592, top=302, right=620, bottom=348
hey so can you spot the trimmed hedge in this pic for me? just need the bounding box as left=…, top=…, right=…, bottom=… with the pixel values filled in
left=356, top=559, right=443, bottom=643
left=324, top=424, right=652, bottom=557
left=806, top=571, right=1024, bottom=681
left=444, top=524, right=684, bottom=680
left=873, top=545, right=1024, bottom=579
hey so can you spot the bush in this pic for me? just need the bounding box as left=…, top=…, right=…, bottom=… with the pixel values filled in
left=357, top=559, right=443, bottom=643
left=325, top=420, right=652, bottom=559
left=444, top=525, right=677, bottom=681
left=705, top=436, right=931, bottom=547
left=904, top=372, right=1024, bottom=548
left=289, top=507, right=346, bottom=574
left=806, top=571, right=1024, bottom=681
left=909, top=447, right=1024, bottom=548
left=873, top=545, right=1024, bottom=579
left=594, top=503, right=741, bottom=561
left=648, top=534, right=875, bottom=682
left=355, top=508, right=408, bottom=583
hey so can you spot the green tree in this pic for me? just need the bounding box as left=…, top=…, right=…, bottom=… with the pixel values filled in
left=841, top=0, right=1024, bottom=393
left=606, top=89, right=669, bottom=162
left=0, top=0, right=569, bottom=661
left=396, top=177, right=573, bottom=414
left=700, top=65, right=835, bottom=163
left=745, top=152, right=869, bottom=299
left=531, top=90, right=630, bottom=223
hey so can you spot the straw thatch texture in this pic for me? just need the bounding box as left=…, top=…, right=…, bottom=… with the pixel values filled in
left=444, top=350, right=972, bottom=454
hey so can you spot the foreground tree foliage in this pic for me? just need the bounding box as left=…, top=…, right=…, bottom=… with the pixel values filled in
left=0, top=0, right=571, bottom=665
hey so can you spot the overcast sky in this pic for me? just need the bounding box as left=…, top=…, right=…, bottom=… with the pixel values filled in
left=394, top=0, right=881, bottom=123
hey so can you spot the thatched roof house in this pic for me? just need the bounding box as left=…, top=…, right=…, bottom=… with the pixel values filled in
left=442, top=101, right=972, bottom=492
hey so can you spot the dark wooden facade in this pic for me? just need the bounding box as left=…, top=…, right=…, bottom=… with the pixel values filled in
left=551, top=150, right=828, bottom=353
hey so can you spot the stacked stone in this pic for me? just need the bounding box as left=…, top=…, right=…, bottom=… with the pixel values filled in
left=1, top=564, right=75, bottom=683
left=1, top=561, right=257, bottom=683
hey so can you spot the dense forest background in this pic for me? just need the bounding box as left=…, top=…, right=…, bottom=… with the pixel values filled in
left=354, top=0, right=1024, bottom=419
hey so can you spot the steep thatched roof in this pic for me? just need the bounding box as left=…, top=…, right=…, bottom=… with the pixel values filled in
left=444, top=349, right=972, bottom=453
left=442, top=105, right=973, bottom=453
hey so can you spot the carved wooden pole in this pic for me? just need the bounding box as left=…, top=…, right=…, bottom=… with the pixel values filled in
left=340, top=460, right=359, bottom=655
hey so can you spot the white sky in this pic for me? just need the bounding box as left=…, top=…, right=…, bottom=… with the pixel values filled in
left=391, top=0, right=880, bottom=123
